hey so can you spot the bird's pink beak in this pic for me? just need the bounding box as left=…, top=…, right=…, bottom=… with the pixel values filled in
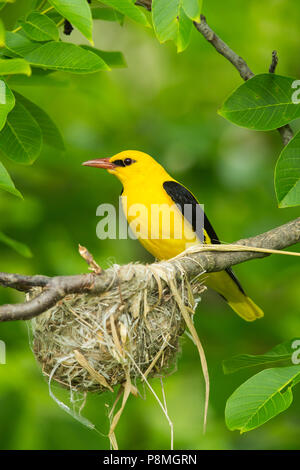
left=82, top=158, right=116, bottom=169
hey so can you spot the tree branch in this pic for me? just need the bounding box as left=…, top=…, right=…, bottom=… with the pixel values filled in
left=0, top=218, right=299, bottom=322
left=193, top=15, right=254, bottom=81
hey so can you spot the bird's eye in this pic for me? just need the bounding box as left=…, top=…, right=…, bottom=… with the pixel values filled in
left=113, top=157, right=136, bottom=167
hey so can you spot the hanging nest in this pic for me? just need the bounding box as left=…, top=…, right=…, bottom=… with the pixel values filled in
left=30, top=262, right=206, bottom=394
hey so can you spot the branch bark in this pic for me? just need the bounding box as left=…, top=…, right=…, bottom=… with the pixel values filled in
left=193, top=15, right=254, bottom=81
left=0, top=218, right=299, bottom=322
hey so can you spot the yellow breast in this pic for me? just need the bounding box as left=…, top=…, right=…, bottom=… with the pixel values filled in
left=121, top=182, right=199, bottom=260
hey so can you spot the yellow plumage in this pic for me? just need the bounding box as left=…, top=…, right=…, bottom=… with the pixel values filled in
left=84, top=150, right=264, bottom=322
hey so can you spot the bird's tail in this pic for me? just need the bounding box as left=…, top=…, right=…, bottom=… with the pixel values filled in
left=204, top=270, right=264, bottom=322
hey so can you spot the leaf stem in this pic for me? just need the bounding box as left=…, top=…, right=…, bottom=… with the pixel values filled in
left=56, top=18, right=65, bottom=28
left=11, top=26, right=22, bottom=33
left=11, top=6, right=54, bottom=34
left=41, top=6, right=54, bottom=15
left=37, top=0, right=47, bottom=10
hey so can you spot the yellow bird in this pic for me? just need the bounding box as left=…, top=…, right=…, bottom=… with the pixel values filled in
left=83, top=150, right=263, bottom=322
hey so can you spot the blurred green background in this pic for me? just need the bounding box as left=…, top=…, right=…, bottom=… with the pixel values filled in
left=0, top=0, right=300, bottom=450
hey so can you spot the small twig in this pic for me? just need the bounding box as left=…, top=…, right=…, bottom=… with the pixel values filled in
left=267, top=50, right=293, bottom=144
left=269, top=50, right=278, bottom=73
left=78, top=244, right=102, bottom=274
left=194, top=15, right=254, bottom=81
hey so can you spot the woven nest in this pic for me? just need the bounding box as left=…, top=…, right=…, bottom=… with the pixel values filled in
left=30, top=263, right=205, bottom=394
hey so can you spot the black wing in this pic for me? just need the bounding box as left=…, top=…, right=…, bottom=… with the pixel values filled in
left=163, top=180, right=245, bottom=295
left=163, top=180, right=219, bottom=244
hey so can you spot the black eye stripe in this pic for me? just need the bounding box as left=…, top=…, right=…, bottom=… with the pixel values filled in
left=113, top=158, right=136, bottom=167
left=113, top=159, right=125, bottom=167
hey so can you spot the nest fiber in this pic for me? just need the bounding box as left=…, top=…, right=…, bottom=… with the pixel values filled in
left=30, top=263, right=205, bottom=393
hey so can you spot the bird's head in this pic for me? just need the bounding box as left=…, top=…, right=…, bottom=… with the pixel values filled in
left=83, top=150, right=167, bottom=184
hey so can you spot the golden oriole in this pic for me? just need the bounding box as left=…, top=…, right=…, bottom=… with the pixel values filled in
left=83, top=150, right=263, bottom=321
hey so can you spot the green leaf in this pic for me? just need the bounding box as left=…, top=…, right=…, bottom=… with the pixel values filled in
left=4, top=31, right=39, bottom=57
left=91, top=6, right=123, bottom=22
left=98, top=0, right=149, bottom=26
left=48, top=0, right=93, bottom=43
left=0, top=231, right=32, bottom=257
left=0, top=160, right=22, bottom=198
left=20, top=11, right=59, bottom=42
left=152, top=0, right=178, bottom=43
left=223, top=339, right=299, bottom=374
left=45, top=10, right=63, bottom=24
left=0, top=80, right=15, bottom=131
left=152, top=0, right=193, bottom=52
left=81, top=45, right=126, bottom=69
left=14, top=91, right=64, bottom=151
left=182, top=0, right=202, bottom=22
left=177, top=5, right=192, bottom=53
left=0, top=100, right=42, bottom=164
left=0, top=58, right=31, bottom=75
left=0, top=18, right=5, bottom=47
left=293, top=371, right=300, bottom=387
left=24, top=41, right=110, bottom=74
left=219, top=74, right=300, bottom=131
left=275, top=130, right=300, bottom=208
left=225, top=365, right=300, bottom=433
